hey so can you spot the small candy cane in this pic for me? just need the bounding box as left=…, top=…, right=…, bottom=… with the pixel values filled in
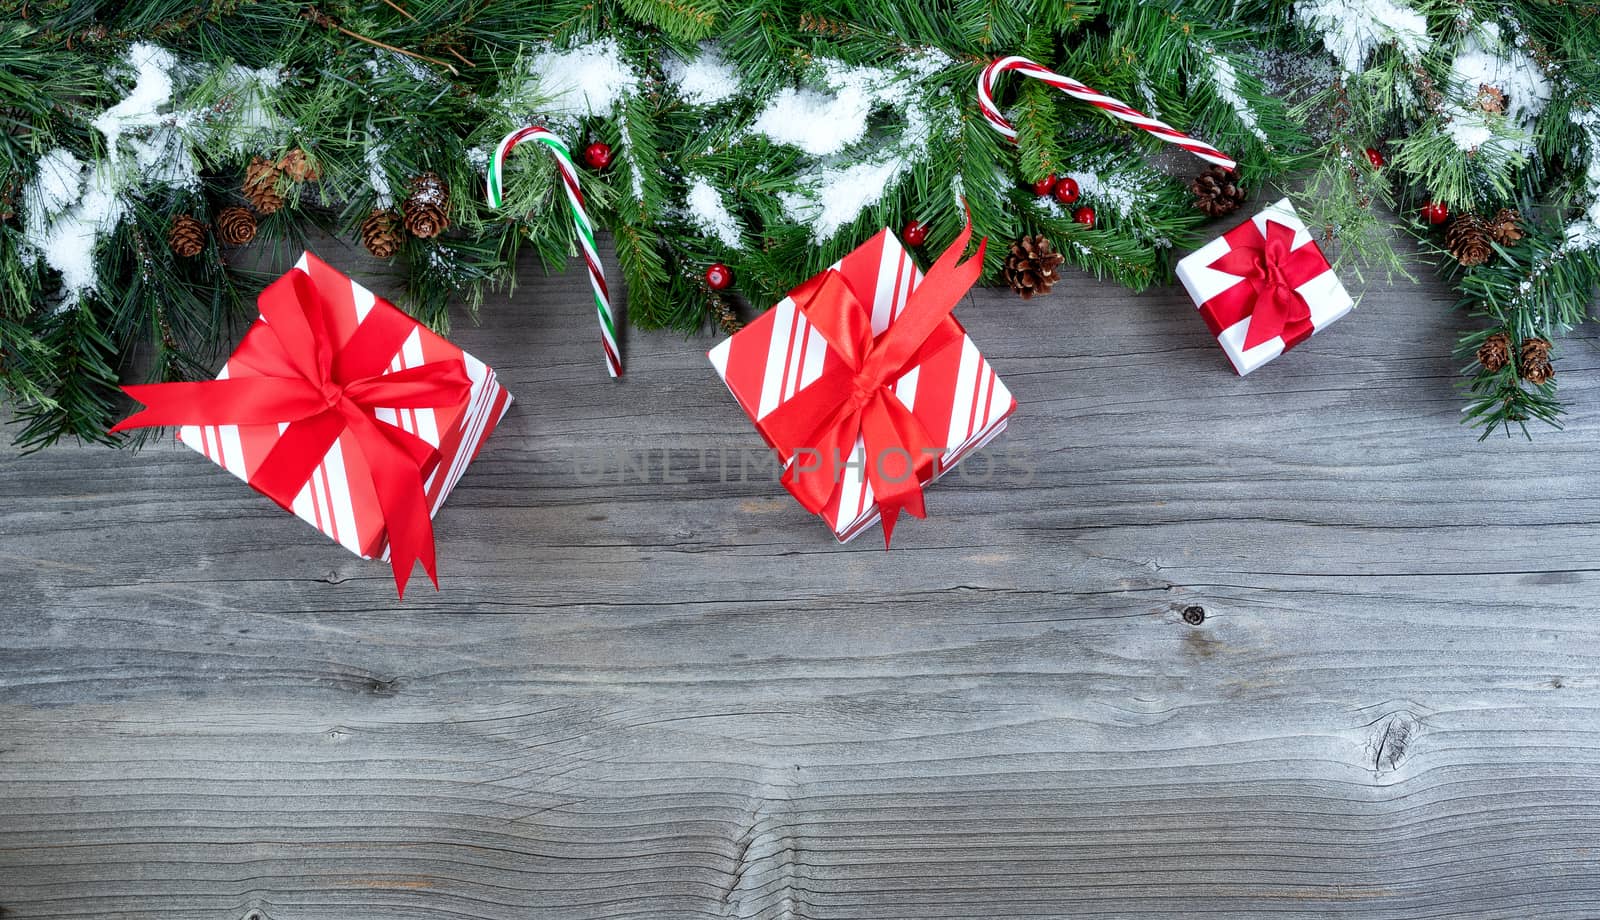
left=978, top=56, right=1237, bottom=170
left=488, top=126, right=621, bottom=377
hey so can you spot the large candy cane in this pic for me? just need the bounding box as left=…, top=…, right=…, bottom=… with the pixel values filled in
left=978, top=56, right=1237, bottom=170
left=488, top=126, right=621, bottom=377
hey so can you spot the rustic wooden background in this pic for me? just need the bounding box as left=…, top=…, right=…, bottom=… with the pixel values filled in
left=4, top=228, right=1600, bottom=920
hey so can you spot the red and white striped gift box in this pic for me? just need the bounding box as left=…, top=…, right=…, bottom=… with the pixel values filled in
left=177, top=252, right=513, bottom=562
left=709, top=229, right=1016, bottom=542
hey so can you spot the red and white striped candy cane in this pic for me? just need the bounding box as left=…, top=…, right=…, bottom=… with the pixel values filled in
left=977, top=56, right=1237, bottom=170
left=488, top=126, right=622, bottom=377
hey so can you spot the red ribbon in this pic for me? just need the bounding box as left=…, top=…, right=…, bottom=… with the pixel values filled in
left=759, top=219, right=986, bottom=544
left=1203, top=218, right=1328, bottom=351
left=111, top=265, right=473, bottom=597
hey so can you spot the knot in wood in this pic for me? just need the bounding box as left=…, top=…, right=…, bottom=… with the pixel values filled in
left=1370, top=709, right=1423, bottom=774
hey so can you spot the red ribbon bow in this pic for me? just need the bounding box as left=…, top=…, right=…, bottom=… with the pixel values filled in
left=111, top=264, right=473, bottom=597
left=1204, top=218, right=1327, bottom=351
left=759, top=219, right=986, bottom=544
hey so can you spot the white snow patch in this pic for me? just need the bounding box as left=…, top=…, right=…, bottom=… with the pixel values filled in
left=750, top=85, right=873, bottom=156
left=1136, top=79, right=1162, bottom=119
left=663, top=45, right=739, bottom=106
left=521, top=38, right=637, bottom=117
left=1294, top=0, right=1431, bottom=74
left=1562, top=108, right=1600, bottom=252
left=90, top=43, right=203, bottom=191
left=1450, top=23, right=1550, bottom=123
left=216, top=62, right=285, bottom=154
left=684, top=177, right=743, bottom=248
left=92, top=43, right=177, bottom=159
left=616, top=109, right=647, bottom=201
left=127, top=128, right=199, bottom=190
left=749, top=58, right=927, bottom=156
left=780, top=158, right=905, bottom=242
left=1439, top=21, right=1551, bottom=153
left=1209, top=55, right=1268, bottom=142
left=23, top=148, right=84, bottom=223
left=23, top=150, right=126, bottom=307
left=365, top=133, right=393, bottom=208
left=1060, top=169, right=1157, bottom=220
left=903, top=47, right=954, bottom=78
left=1436, top=24, right=1548, bottom=156
left=1034, top=196, right=1066, bottom=219
left=1441, top=112, right=1496, bottom=152
left=754, top=56, right=956, bottom=242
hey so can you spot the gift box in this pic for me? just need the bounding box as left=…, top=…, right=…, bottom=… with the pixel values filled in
left=1176, top=197, right=1355, bottom=376
left=115, top=252, right=512, bottom=593
left=709, top=224, right=1015, bottom=543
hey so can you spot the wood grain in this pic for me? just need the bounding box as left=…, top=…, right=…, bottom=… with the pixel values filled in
left=4, top=228, right=1600, bottom=920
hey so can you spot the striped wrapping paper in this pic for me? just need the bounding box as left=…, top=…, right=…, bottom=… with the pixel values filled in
left=177, top=252, right=513, bottom=562
left=1176, top=198, right=1355, bottom=376
left=709, top=229, right=1017, bottom=543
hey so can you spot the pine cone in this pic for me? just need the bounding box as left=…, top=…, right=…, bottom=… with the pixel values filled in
left=403, top=171, right=450, bottom=239
left=1445, top=214, right=1493, bottom=267
left=403, top=200, right=449, bottom=239
left=1490, top=207, right=1523, bottom=245
left=277, top=148, right=320, bottom=183
left=1002, top=234, right=1066, bottom=300
left=242, top=155, right=285, bottom=214
left=711, top=292, right=742, bottom=335
left=1191, top=165, right=1247, bottom=217
left=1476, top=84, right=1509, bottom=114
left=360, top=208, right=404, bottom=259
left=215, top=206, right=258, bottom=246
left=1519, top=337, right=1554, bottom=384
left=1521, top=357, right=1554, bottom=385
left=166, top=213, right=207, bottom=257
left=1476, top=332, right=1511, bottom=372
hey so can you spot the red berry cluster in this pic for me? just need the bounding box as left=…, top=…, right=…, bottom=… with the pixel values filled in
left=1028, top=174, right=1096, bottom=227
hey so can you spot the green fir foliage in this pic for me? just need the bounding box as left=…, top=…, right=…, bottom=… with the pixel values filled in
left=0, top=0, right=1596, bottom=449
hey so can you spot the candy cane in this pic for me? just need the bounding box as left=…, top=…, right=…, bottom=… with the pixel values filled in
left=488, top=126, right=621, bottom=377
left=978, top=56, right=1237, bottom=171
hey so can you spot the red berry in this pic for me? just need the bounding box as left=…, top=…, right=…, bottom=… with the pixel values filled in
left=1030, top=173, right=1057, bottom=197
left=584, top=142, right=613, bottom=170
left=1053, top=176, right=1081, bottom=204
left=1073, top=205, right=1096, bottom=228
left=705, top=262, right=732, bottom=290
left=1365, top=146, right=1386, bottom=168
left=1421, top=200, right=1449, bottom=225
left=901, top=220, right=929, bottom=247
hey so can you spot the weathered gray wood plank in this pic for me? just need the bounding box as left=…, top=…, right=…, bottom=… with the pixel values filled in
left=4, top=228, right=1600, bottom=920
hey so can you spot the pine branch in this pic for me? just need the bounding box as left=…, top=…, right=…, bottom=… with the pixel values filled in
left=617, top=0, right=719, bottom=43
left=1012, top=68, right=1065, bottom=182
left=14, top=300, right=120, bottom=451
left=6, top=0, right=1600, bottom=449
left=1445, top=221, right=1600, bottom=438
left=610, top=92, right=679, bottom=328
